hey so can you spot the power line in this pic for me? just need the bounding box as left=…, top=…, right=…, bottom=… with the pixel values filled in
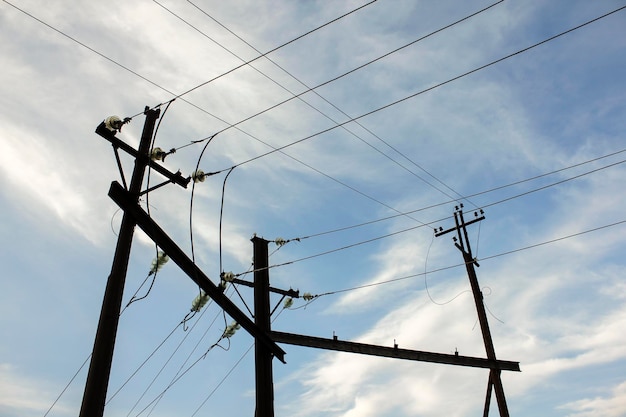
left=241, top=156, right=626, bottom=274
left=157, top=0, right=461, bottom=203
left=147, top=0, right=379, bottom=111
left=4, top=0, right=509, bottom=231
left=182, top=0, right=505, bottom=206
left=289, top=147, right=626, bottom=241
left=305, top=219, right=626, bottom=299
left=1, top=0, right=172, bottom=96
left=189, top=306, right=288, bottom=416
left=178, top=0, right=505, bottom=148
left=216, top=4, right=626, bottom=172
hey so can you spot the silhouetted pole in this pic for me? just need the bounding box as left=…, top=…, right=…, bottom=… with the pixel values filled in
left=253, top=236, right=274, bottom=417
left=79, top=107, right=160, bottom=417
left=436, top=207, right=510, bottom=417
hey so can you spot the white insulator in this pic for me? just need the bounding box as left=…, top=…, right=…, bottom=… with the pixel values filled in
left=283, top=297, right=294, bottom=309
left=222, top=271, right=235, bottom=282
left=191, top=291, right=210, bottom=312
left=150, top=251, right=169, bottom=274
left=222, top=321, right=240, bottom=339
left=192, top=169, right=206, bottom=183
left=302, top=292, right=314, bottom=301
left=151, top=147, right=165, bottom=161
left=104, top=116, right=123, bottom=132
left=275, top=237, right=287, bottom=247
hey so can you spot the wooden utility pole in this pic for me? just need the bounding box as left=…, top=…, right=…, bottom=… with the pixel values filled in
left=242, top=231, right=519, bottom=417
left=103, top=135, right=518, bottom=416
left=253, top=237, right=275, bottom=417
left=435, top=206, right=510, bottom=417
left=79, top=108, right=160, bottom=417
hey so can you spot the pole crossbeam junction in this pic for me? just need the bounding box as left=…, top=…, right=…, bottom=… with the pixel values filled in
left=83, top=109, right=517, bottom=417
left=80, top=110, right=283, bottom=417
left=248, top=236, right=519, bottom=417
left=435, top=205, right=512, bottom=417
left=81, top=108, right=179, bottom=417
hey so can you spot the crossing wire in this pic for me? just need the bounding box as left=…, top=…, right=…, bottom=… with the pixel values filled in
left=237, top=156, right=626, bottom=275
left=302, top=219, right=626, bottom=300
left=207, top=3, right=626, bottom=174
left=285, top=147, right=626, bottom=241
left=146, top=0, right=378, bottom=111
left=179, top=0, right=505, bottom=206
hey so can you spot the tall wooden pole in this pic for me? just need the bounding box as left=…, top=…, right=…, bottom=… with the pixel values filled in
left=253, top=236, right=274, bottom=417
left=454, top=209, right=509, bottom=417
left=79, top=108, right=160, bottom=417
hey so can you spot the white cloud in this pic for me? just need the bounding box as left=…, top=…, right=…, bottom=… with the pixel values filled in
left=0, top=363, right=73, bottom=417
left=559, top=381, right=626, bottom=417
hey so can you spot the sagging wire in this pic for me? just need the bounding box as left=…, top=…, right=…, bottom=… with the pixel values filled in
left=424, top=231, right=470, bottom=306
left=134, top=315, right=244, bottom=417
left=219, top=167, right=236, bottom=275
left=471, top=287, right=505, bottom=330
left=124, top=251, right=169, bottom=309
left=189, top=133, right=220, bottom=263
left=110, top=208, right=122, bottom=236
left=188, top=133, right=222, bottom=303
left=44, top=250, right=169, bottom=416
left=106, top=316, right=182, bottom=406
left=189, top=298, right=290, bottom=417
left=140, top=100, right=175, bottom=306
left=125, top=292, right=222, bottom=417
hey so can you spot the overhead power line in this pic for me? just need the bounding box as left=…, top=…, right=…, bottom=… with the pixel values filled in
left=290, top=147, right=626, bottom=241
left=3, top=0, right=434, bottom=248
left=182, top=0, right=505, bottom=206
left=307, top=219, right=626, bottom=299
left=242, top=156, right=626, bottom=274
left=213, top=3, right=626, bottom=172
left=148, top=0, right=379, bottom=111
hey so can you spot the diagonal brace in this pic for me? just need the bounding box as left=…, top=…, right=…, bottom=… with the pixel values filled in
left=108, top=181, right=286, bottom=363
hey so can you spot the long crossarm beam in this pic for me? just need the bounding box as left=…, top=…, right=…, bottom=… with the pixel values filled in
left=271, top=331, right=520, bottom=372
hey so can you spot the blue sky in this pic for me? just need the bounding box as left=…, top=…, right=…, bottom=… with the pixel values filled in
left=1, top=1, right=626, bottom=416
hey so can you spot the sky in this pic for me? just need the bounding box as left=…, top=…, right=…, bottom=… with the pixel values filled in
left=1, top=0, right=626, bottom=416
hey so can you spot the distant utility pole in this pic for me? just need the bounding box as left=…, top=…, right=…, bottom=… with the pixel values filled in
left=435, top=205, right=510, bottom=417
left=80, top=108, right=189, bottom=417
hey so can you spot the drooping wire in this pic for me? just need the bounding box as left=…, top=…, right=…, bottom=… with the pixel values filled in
left=423, top=230, right=471, bottom=306
left=219, top=167, right=236, bottom=275
left=121, top=100, right=176, bottom=308
left=189, top=133, right=219, bottom=266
